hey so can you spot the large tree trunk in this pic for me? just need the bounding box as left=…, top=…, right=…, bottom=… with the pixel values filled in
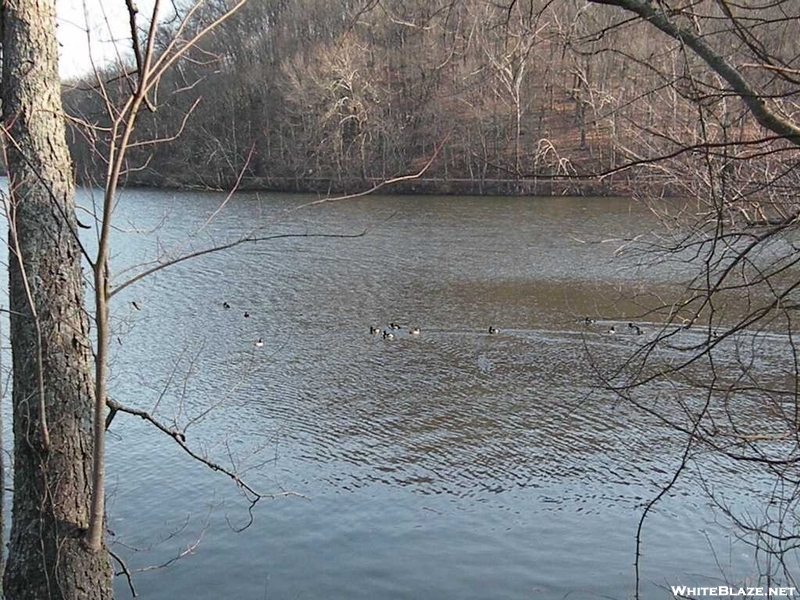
left=1, top=0, right=113, bottom=598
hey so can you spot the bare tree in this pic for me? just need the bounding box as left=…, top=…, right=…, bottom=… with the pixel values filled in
left=565, top=0, right=800, bottom=594
left=1, top=0, right=257, bottom=595
left=476, top=2, right=542, bottom=182
left=1, top=0, right=113, bottom=596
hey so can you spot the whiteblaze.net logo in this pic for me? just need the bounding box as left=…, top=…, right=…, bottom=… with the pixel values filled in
left=671, top=587, right=797, bottom=598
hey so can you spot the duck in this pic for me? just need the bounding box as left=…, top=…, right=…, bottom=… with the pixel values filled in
left=390, top=322, right=402, bottom=330
left=370, top=325, right=381, bottom=335
left=244, top=311, right=250, bottom=318
left=606, top=326, right=616, bottom=335
left=383, top=330, right=395, bottom=340
left=488, top=326, right=499, bottom=334
left=254, top=338, right=264, bottom=348
left=222, top=301, right=231, bottom=309
left=583, top=316, right=596, bottom=325
left=409, top=327, right=421, bottom=335
left=627, top=322, right=643, bottom=335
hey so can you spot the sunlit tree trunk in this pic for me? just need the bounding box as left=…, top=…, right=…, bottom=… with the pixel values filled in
left=1, top=0, right=113, bottom=597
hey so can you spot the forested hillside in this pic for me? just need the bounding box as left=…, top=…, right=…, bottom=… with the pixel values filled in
left=62, top=0, right=793, bottom=196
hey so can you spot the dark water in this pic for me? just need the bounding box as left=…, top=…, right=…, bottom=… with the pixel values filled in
left=4, top=181, right=795, bottom=597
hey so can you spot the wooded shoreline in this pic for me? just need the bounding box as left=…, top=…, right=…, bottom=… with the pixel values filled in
left=114, top=173, right=628, bottom=197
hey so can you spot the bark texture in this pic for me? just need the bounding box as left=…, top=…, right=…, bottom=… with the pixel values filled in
left=1, top=0, right=113, bottom=597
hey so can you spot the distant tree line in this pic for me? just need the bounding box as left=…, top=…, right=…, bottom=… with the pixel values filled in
left=60, top=0, right=796, bottom=197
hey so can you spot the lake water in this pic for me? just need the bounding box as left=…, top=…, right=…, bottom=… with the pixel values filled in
left=4, top=182, right=796, bottom=598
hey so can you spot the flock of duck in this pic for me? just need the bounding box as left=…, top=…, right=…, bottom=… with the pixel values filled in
left=370, top=323, right=499, bottom=340
left=221, top=301, right=264, bottom=347
left=585, top=316, right=710, bottom=337
left=225, top=295, right=650, bottom=347
left=370, top=323, right=422, bottom=340
left=583, top=317, right=644, bottom=336
left=372, top=319, right=644, bottom=340
left=371, top=317, right=717, bottom=344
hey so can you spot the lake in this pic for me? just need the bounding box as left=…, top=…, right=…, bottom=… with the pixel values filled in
left=4, top=182, right=796, bottom=598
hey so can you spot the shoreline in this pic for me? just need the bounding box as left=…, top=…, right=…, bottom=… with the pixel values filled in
left=110, top=173, right=636, bottom=198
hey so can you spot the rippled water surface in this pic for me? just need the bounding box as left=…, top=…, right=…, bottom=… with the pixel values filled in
left=38, top=188, right=800, bottom=597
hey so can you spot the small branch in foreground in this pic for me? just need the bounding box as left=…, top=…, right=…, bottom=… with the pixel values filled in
left=110, top=231, right=366, bottom=297
left=105, top=397, right=303, bottom=503
left=137, top=525, right=206, bottom=573
left=108, top=547, right=137, bottom=597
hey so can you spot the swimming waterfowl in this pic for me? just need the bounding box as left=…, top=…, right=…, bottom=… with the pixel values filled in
left=244, top=312, right=250, bottom=318
left=370, top=326, right=381, bottom=335
left=222, top=301, right=231, bottom=309
left=488, top=326, right=499, bottom=334
left=390, top=322, right=401, bottom=330
left=627, top=322, right=643, bottom=335
left=383, top=330, right=395, bottom=340
left=254, top=338, right=264, bottom=348
left=583, top=317, right=596, bottom=325
left=606, top=326, right=616, bottom=334
left=409, top=327, right=420, bottom=335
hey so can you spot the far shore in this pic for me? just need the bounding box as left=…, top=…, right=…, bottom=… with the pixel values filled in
left=3, top=168, right=666, bottom=198
left=97, top=173, right=644, bottom=198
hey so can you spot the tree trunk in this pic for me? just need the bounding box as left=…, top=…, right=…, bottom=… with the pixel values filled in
left=1, top=0, right=113, bottom=598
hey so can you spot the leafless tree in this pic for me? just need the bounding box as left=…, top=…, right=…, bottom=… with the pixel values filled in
left=562, top=0, right=800, bottom=594
left=0, top=0, right=260, bottom=596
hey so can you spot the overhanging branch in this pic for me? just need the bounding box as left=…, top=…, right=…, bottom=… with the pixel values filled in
left=587, top=0, right=800, bottom=146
